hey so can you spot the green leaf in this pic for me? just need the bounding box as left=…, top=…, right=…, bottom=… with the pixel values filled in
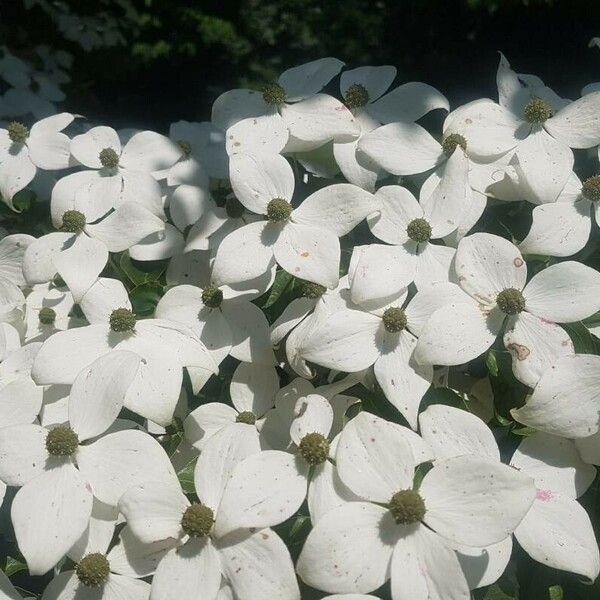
left=262, top=269, right=294, bottom=309
left=486, top=350, right=499, bottom=377
left=177, top=458, right=197, bottom=494
left=482, top=584, right=517, bottom=599
left=562, top=322, right=598, bottom=354
left=130, top=283, right=163, bottom=316
left=548, top=585, right=563, bottom=600
left=512, top=426, right=537, bottom=437
left=4, top=556, right=27, bottom=577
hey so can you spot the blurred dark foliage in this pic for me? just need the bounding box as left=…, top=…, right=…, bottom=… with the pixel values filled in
left=1, top=0, right=600, bottom=130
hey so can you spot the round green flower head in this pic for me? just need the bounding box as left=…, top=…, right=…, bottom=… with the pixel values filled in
left=99, top=147, right=120, bottom=169
left=177, top=139, right=192, bottom=156
left=389, top=489, right=426, bottom=524
left=442, top=133, right=467, bottom=156
left=61, top=210, right=86, bottom=233
left=406, top=218, right=432, bottom=243
left=7, top=121, right=29, bottom=144
left=262, top=83, right=287, bottom=106
left=382, top=307, right=407, bottom=333
left=236, top=411, right=256, bottom=425
left=76, top=553, right=110, bottom=587
left=201, top=286, right=223, bottom=309
left=523, top=98, right=553, bottom=124
left=299, top=432, right=330, bottom=466
left=38, top=307, right=56, bottom=325
left=267, top=198, right=292, bottom=222
left=496, top=287, right=526, bottom=315
left=109, top=308, right=136, bottom=332
left=225, top=196, right=245, bottom=219
left=181, top=503, right=214, bottom=537
left=46, top=426, right=79, bottom=457
left=299, top=279, right=327, bottom=299
left=582, top=175, right=600, bottom=203
left=344, top=83, right=370, bottom=109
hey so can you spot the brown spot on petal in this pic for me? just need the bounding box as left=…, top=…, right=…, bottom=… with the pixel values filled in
left=300, top=251, right=309, bottom=257
left=514, top=257, right=524, bottom=267
left=507, top=342, right=530, bottom=360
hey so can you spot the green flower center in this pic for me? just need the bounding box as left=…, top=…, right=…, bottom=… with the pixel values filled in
left=298, top=432, right=330, bottom=466
left=38, top=307, right=56, bottom=325
left=177, top=139, right=192, bottom=156
left=382, top=307, right=407, bottom=333
left=523, top=98, right=553, bottom=124
left=262, top=83, right=287, bottom=106
left=181, top=503, right=214, bottom=537
left=60, top=210, right=86, bottom=233
left=406, top=218, right=432, bottom=243
left=46, top=426, right=79, bottom=456
left=109, top=308, right=136, bottom=332
left=76, top=553, right=110, bottom=587
left=389, top=489, right=426, bottom=524
left=582, top=175, right=600, bottom=202
left=236, top=411, right=257, bottom=425
left=299, top=279, right=327, bottom=299
left=442, top=133, right=467, bottom=156
left=267, top=198, right=292, bottom=222
left=496, top=287, right=526, bottom=315
left=225, top=196, right=245, bottom=219
left=201, top=286, right=223, bottom=309
left=344, top=83, right=370, bottom=109
left=99, top=147, right=120, bottom=169
left=7, top=121, right=29, bottom=144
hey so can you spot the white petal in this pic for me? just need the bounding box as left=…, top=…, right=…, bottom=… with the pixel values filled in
left=79, top=277, right=131, bottom=324
left=336, top=412, right=415, bottom=502
left=455, top=537, right=513, bottom=590
left=120, top=131, right=182, bottom=172
left=503, top=312, right=573, bottom=388
left=50, top=170, right=99, bottom=226
left=226, top=113, right=288, bottom=155
left=0, top=149, right=36, bottom=201
left=333, top=137, right=380, bottom=192
left=0, top=377, right=43, bottom=427
left=169, top=184, right=211, bottom=231
left=69, top=350, right=142, bottom=441
left=230, top=362, right=279, bottom=416
left=512, top=354, right=600, bottom=439
left=369, top=82, right=449, bottom=123
left=184, top=403, right=238, bottom=450
left=340, top=65, right=396, bottom=102
left=420, top=455, right=535, bottom=547
left=368, top=185, right=421, bottom=244
left=292, top=184, right=375, bottom=237
left=118, top=480, right=188, bottom=544
left=167, top=156, right=208, bottom=188
left=129, top=223, right=184, bottom=261
left=119, top=170, right=164, bottom=217
left=218, top=528, right=300, bottom=600
left=290, top=394, right=334, bottom=445
left=215, top=450, right=308, bottom=537
left=77, top=429, right=178, bottom=505
left=70, top=126, right=121, bottom=169
left=523, top=260, right=600, bottom=321
left=545, top=92, right=600, bottom=148
left=456, top=233, right=526, bottom=304
left=515, top=493, right=600, bottom=581
left=273, top=223, right=340, bottom=288
left=211, top=89, right=267, bottom=132
left=391, top=524, right=470, bottom=600
left=28, top=131, right=71, bottom=170
left=279, top=57, right=344, bottom=101
left=30, top=113, right=73, bottom=135
left=297, top=502, right=396, bottom=594
left=413, top=243, right=455, bottom=290
left=0, top=423, right=48, bottom=486
left=358, top=122, right=444, bottom=175
left=22, top=232, right=73, bottom=285
left=419, top=404, right=500, bottom=461
left=12, top=462, right=93, bottom=575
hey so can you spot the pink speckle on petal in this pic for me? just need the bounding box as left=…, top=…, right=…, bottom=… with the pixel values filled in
left=335, top=105, right=349, bottom=112
left=536, top=489, right=553, bottom=502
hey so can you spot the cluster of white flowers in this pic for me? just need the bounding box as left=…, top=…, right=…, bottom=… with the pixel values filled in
left=1, top=49, right=600, bottom=600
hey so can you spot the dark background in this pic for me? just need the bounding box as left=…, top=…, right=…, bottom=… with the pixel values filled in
left=2, top=0, right=600, bottom=131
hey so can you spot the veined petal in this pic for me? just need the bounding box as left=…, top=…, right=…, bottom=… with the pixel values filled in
left=545, top=91, right=600, bottom=149
left=279, top=57, right=345, bottom=101
left=70, top=126, right=121, bottom=169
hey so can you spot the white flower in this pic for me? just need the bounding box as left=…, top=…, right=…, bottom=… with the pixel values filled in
left=31, top=277, right=218, bottom=425
left=0, top=233, right=33, bottom=325
left=0, top=350, right=178, bottom=574
left=414, top=233, right=600, bottom=386
left=212, top=152, right=375, bottom=288
left=296, top=412, right=535, bottom=598
left=0, top=113, right=74, bottom=202
left=119, top=422, right=300, bottom=600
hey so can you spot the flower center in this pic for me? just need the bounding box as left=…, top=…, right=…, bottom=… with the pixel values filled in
left=76, top=553, right=110, bottom=587
left=406, top=218, right=432, bottom=243
left=201, top=286, right=223, bottom=309
left=344, top=83, right=370, bottom=109
left=582, top=175, right=600, bottom=202
left=298, top=432, right=330, bottom=466
left=177, top=139, right=192, bottom=156
left=236, top=411, right=256, bottom=425
left=181, top=504, right=214, bottom=537
left=38, top=307, right=56, bottom=325
left=523, top=98, right=553, bottom=124
left=267, top=198, right=292, bottom=222
left=496, top=287, right=526, bottom=315
left=382, top=307, right=407, bottom=333
left=441, top=133, right=467, bottom=156
left=46, top=426, right=79, bottom=456
left=99, top=147, right=120, bottom=169
left=225, top=196, right=245, bottom=219
left=109, top=308, right=136, bottom=332
left=299, top=279, right=327, bottom=299
left=389, top=489, right=426, bottom=524
left=60, top=210, right=86, bottom=233
left=262, top=83, right=287, bottom=106
left=7, top=121, right=29, bottom=144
